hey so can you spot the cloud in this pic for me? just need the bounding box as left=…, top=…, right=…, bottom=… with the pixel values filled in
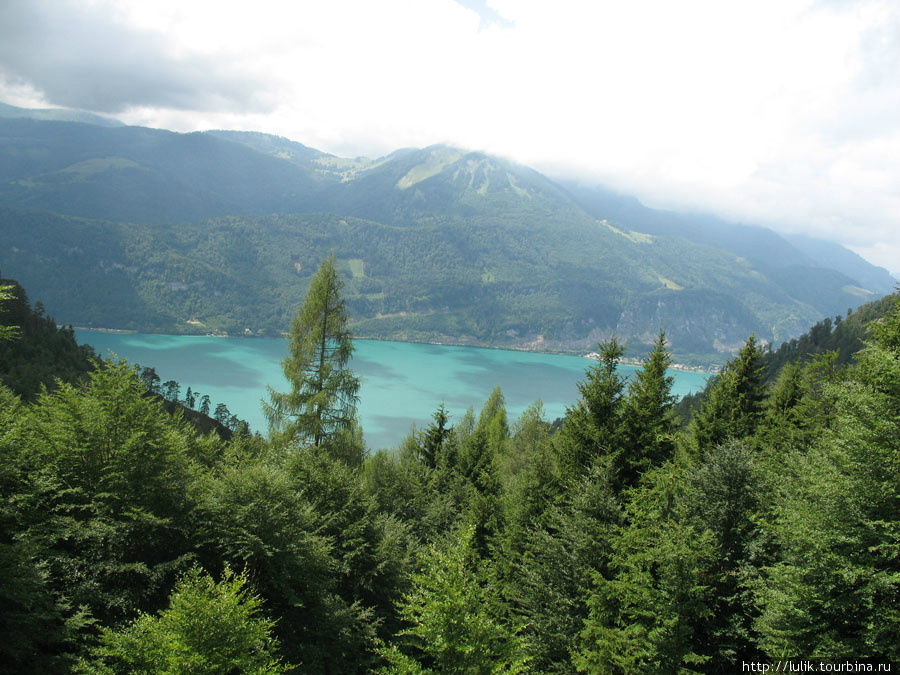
left=0, top=0, right=270, bottom=112
left=452, top=0, right=514, bottom=30
left=0, top=0, right=897, bottom=275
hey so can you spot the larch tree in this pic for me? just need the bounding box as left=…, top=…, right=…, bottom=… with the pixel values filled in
left=265, top=255, right=360, bottom=448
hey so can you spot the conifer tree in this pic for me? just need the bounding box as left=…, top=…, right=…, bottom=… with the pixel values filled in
left=199, top=394, right=211, bottom=416
left=756, top=298, right=900, bottom=660
left=554, top=339, right=626, bottom=478
left=419, top=403, right=450, bottom=470
left=617, top=332, right=677, bottom=490
left=214, top=402, right=230, bottom=425
left=265, top=254, right=360, bottom=448
left=576, top=462, right=716, bottom=673
left=689, top=335, right=766, bottom=451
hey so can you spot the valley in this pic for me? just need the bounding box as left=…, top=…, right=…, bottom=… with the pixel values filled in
left=1, top=108, right=894, bottom=364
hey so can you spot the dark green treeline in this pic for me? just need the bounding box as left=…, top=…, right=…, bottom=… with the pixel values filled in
left=2, top=279, right=899, bottom=672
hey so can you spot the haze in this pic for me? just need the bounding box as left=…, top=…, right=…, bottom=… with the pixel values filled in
left=1, top=0, right=897, bottom=275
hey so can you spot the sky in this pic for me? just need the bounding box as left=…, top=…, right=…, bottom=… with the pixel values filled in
left=1, top=0, right=898, bottom=276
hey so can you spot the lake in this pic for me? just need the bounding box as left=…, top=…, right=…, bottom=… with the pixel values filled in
left=75, top=331, right=711, bottom=449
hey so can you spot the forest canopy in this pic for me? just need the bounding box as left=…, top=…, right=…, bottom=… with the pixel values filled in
left=1, top=276, right=899, bottom=672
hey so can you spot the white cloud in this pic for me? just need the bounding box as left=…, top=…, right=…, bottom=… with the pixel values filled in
left=1, top=0, right=898, bottom=275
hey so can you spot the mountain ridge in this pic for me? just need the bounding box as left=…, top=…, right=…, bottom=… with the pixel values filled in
left=0, top=109, right=894, bottom=361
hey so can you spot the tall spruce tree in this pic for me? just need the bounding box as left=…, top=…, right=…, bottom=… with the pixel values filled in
left=265, top=255, right=360, bottom=448
left=554, top=338, right=626, bottom=478
left=689, top=335, right=766, bottom=452
left=617, top=332, right=677, bottom=490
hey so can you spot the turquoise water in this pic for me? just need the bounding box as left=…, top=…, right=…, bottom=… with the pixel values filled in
left=75, top=332, right=710, bottom=449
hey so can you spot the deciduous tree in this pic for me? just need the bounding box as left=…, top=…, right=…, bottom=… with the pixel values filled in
left=265, top=255, right=359, bottom=449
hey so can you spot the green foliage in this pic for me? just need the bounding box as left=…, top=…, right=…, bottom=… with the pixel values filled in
left=0, top=359, right=219, bottom=669
left=378, top=526, right=529, bottom=674
left=506, top=466, right=620, bottom=672
left=265, top=254, right=360, bottom=449
left=420, top=403, right=451, bottom=470
left=680, top=442, right=766, bottom=667
left=616, top=332, right=678, bottom=490
left=755, top=297, right=900, bottom=660
left=761, top=292, right=900, bottom=380
left=457, top=388, right=509, bottom=557
left=5, top=276, right=900, bottom=670
left=0, top=283, right=19, bottom=342
left=554, top=339, right=626, bottom=478
left=11, top=361, right=201, bottom=626
left=194, top=451, right=338, bottom=658
left=0, top=280, right=95, bottom=398
left=577, top=462, right=716, bottom=673
left=495, top=401, right=558, bottom=573
left=689, top=335, right=767, bottom=451
left=83, top=566, right=287, bottom=673
left=0, top=384, right=88, bottom=672
left=576, top=439, right=769, bottom=672
left=286, top=447, right=411, bottom=633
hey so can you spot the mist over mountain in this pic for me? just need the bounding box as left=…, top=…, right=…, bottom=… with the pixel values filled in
left=0, top=105, right=894, bottom=361
left=0, top=101, right=123, bottom=127
left=559, top=180, right=897, bottom=296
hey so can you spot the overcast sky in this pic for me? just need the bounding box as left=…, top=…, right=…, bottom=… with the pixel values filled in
left=1, top=0, right=898, bottom=275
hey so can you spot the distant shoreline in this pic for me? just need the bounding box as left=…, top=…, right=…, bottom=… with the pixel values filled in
left=74, top=327, right=721, bottom=374
left=73, top=326, right=138, bottom=334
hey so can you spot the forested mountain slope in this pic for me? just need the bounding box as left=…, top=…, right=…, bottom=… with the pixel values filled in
left=562, top=180, right=898, bottom=296
left=676, top=289, right=899, bottom=422
left=0, top=113, right=894, bottom=358
left=0, top=277, right=237, bottom=438
left=0, top=278, right=95, bottom=398
left=760, top=289, right=900, bottom=378
left=0, top=118, right=324, bottom=222
left=1, top=206, right=859, bottom=359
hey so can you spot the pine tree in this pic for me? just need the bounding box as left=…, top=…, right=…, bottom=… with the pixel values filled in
left=265, top=255, right=359, bottom=448
left=420, top=403, right=450, bottom=470
left=576, top=462, right=716, bottom=673
left=214, top=402, right=230, bottom=425
left=756, top=298, right=900, bottom=660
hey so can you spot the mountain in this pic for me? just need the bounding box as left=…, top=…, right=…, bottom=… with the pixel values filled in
left=0, top=101, right=123, bottom=127
left=782, top=232, right=897, bottom=297
left=0, top=112, right=894, bottom=361
left=676, top=290, right=900, bottom=423
left=0, top=118, right=325, bottom=223
left=561, top=180, right=897, bottom=296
